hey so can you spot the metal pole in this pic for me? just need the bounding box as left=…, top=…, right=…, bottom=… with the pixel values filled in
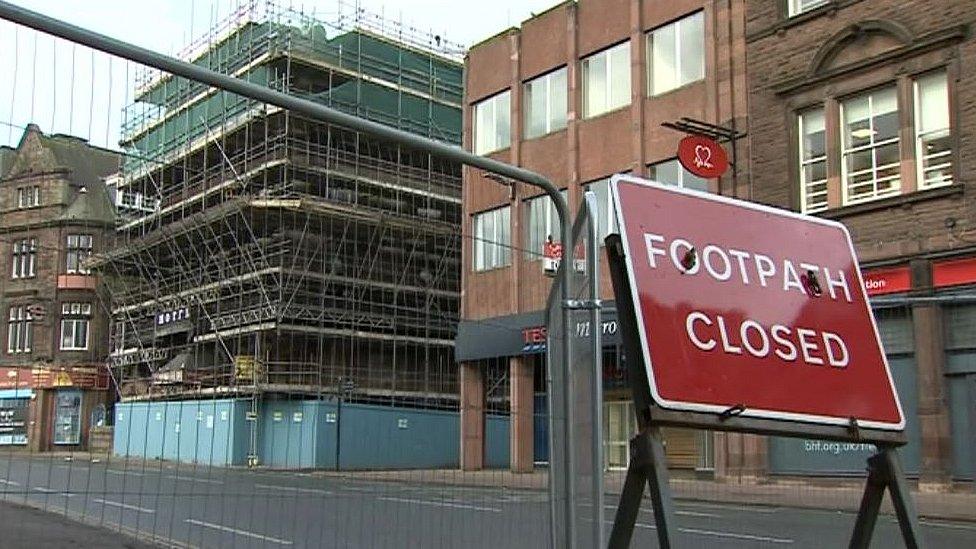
left=0, top=1, right=576, bottom=545
left=582, top=191, right=603, bottom=548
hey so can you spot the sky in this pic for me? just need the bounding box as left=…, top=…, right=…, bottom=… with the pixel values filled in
left=0, top=0, right=559, bottom=149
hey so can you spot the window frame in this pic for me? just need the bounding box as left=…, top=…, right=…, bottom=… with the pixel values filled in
left=913, top=70, right=953, bottom=190
left=583, top=177, right=619, bottom=245
left=523, top=190, right=568, bottom=260
left=473, top=90, right=512, bottom=155
left=7, top=305, right=32, bottom=354
left=16, top=186, right=40, bottom=209
left=581, top=41, right=632, bottom=119
left=798, top=108, right=828, bottom=213
left=840, top=85, right=901, bottom=206
left=523, top=67, right=568, bottom=140
left=648, top=158, right=710, bottom=192
left=59, top=302, right=92, bottom=351
left=11, top=238, right=37, bottom=279
left=472, top=206, right=512, bottom=272
left=787, top=0, right=830, bottom=17
left=646, top=11, right=705, bottom=97
left=66, top=234, right=94, bottom=275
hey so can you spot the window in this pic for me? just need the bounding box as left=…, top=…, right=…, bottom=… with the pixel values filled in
left=584, top=178, right=618, bottom=244
left=799, top=109, right=828, bottom=212
left=648, top=159, right=709, bottom=192
left=523, top=191, right=567, bottom=259
left=788, top=0, right=829, bottom=17
left=582, top=42, right=631, bottom=118
left=524, top=68, right=568, bottom=139
left=7, top=306, right=32, bottom=354
left=60, top=302, right=91, bottom=351
left=647, top=12, right=704, bottom=96
left=473, top=91, right=511, bottom=155
left=66, top=234, right=93, bottom=274
left=16, top=186, right=39, bottom=208
left=473, top=206, right=511, bottom=271
left=914, top=71, right=952, bottom=189
left=842, top=87, right=900, bottom=204
left=11, top=239, right=36, bottom=279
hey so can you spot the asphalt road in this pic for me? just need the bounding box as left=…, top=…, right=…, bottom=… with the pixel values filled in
left=0, top=455, right=972, bottom=548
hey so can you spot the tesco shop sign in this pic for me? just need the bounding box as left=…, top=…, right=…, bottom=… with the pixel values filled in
left=611, top=175, right=904, bottom=430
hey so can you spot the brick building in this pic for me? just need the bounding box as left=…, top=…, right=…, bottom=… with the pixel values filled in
left=744, top=0, right=975, bottom=485
left=456, top=0, right=748, bottom=473
left=0, top=124, right=117, bottom=452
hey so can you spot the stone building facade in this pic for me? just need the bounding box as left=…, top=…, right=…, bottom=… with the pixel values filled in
left=745, top=0, right=976, bottom=487
left=0, top=124, right=118, bottom=452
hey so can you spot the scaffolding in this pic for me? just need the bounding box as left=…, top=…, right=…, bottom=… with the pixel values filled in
left=92, top=1, right=464, bottom=416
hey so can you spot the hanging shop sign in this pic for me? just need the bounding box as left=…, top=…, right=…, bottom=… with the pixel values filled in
left=676, top=135, right=729, bottom=179
left=610, top=175, right=904, bottom=430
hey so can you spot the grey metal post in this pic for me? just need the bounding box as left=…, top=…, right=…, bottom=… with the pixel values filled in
left=0, top=2, right=577, bottom=546
left=582, top=191, right=604, bottom=549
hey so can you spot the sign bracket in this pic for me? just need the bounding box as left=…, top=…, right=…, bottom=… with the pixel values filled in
left=607, top=426, right=677, bottom=549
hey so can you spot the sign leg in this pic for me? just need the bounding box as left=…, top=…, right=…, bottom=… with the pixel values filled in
left=883, top=448, right=925, bottom=549
left=849, top=453, right=887, bottom=549
left=607, top=427, right=678, bottom=549
left=607, top=453, right=647, bottom=549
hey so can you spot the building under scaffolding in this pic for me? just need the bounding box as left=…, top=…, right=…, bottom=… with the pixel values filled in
left=93, top=2, right=471, bottom=467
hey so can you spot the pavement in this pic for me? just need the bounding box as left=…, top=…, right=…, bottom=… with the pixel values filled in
left=0, top=453, right=972, bottom=548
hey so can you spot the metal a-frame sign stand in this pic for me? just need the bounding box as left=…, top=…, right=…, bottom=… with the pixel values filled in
left=603, top=234, right=925, bottom=549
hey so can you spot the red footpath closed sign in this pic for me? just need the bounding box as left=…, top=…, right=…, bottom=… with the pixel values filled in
left=611, top=175, right=904, bottom=430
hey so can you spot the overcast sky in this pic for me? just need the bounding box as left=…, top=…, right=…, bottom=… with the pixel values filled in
left=0, top=0, right=558, bottom=149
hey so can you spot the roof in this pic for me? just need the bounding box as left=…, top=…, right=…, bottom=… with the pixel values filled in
left=59, top=180, right=117, bottom=225
left=0, top=146, right=14, bottom=178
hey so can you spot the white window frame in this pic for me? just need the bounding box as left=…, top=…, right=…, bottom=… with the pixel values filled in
left=16, top=186, right=40, bottom=209
left=787, top=0, right=830, bottom=17
left=11, top=238, right=36, bottom=279
left=648, top=158, right=710, bottom=192
left=914, top=71, right=953, bottom=190
left=647, top=11, right=705, bottom=96
left=841, top=87, right=901, bottom=205
left=473, top=90, right=511, bottom=155
left=7, top=306, right=32, bottom=354
left=66, top=234, right=94, bottom=275
left=798, top=109, right=828, bottom=213
left=473, top=206, right=511, bottom=271
left=582, top=42, right=631, bottom=119
left=523, top=191, right=567, bottom=260
left=60, top=302, right=92, bottom=351
left=523, top=67, right=568, bottom=139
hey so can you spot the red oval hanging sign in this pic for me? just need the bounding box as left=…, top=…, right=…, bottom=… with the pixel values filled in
left=677, top=135, right=729, bottom=179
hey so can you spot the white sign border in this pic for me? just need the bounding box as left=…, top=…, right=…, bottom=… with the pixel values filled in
left=610, top=174, right=906, bottom=431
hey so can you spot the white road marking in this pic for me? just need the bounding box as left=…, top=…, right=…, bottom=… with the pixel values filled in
left=184, top=519, right=293, bottom=545
left=255, top=483, right=333, bottom=495
left=95, top=498, right=155, bottom=514
left=678, top=501, right=780, bottom=514
left=33, top=487, right=74, bottom=497
left=379, top=496, right=501, bottom=513
left=165, top=475, right=223, bottom=485
left=920, top=520, right=976, bottom=531
left=105, top=469, right=145, bottom=476
left=679, top=527, right=793, bottom=544
left=601, top=503, right=720, bottom=518
left=607, top=520, right=793, bottom=544
left=0, top=478, right=21, bottom=486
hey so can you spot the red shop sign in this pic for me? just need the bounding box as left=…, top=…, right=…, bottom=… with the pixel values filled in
left=676, top=135, right=729, bottom=179
left=863, top=267, right=911, bottom=296
left=933, top=257, right=976, bottom=288
left=610, top=175, right=904, bottom=430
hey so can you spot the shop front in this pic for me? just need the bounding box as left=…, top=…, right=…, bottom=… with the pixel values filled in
left=456, top=302, right=713, bottom=472
left=25, top=365, right=111, bottom=452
